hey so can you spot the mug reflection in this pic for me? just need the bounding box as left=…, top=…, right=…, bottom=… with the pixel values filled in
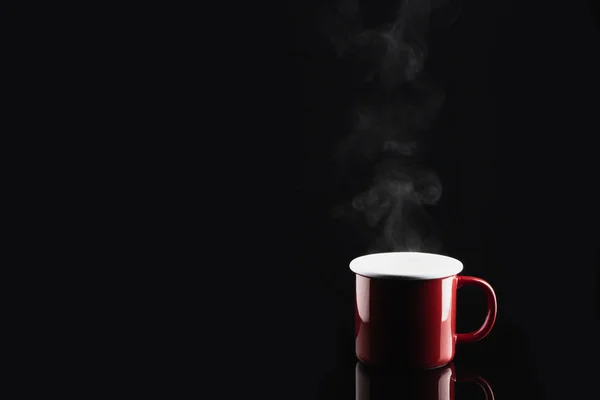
left=355, top=361, right=494, bottom=400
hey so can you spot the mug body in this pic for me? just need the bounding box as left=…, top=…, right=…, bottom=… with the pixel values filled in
left=355, top=274, right=458, bottom=369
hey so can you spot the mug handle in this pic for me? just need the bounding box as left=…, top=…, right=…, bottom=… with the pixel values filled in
left=456, top=372, right=495, bottom=400
left=456, top=276, right=497, bottom=344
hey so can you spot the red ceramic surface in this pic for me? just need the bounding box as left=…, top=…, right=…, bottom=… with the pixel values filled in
left=355, top=274, right=497, bottom=369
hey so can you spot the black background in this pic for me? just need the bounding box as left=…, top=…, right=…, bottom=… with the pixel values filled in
left=3, top=0, right=598, bottom=396
left=229, top=0, right=600, bottom=398
left=52, top=0, right=597, bottom=396
left=115, top=0, right=600, bottom=397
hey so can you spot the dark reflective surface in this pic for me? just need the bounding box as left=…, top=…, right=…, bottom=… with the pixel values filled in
left=355, top=361, right=494, bottom=400
left=316, top=359, right=521, bottom=400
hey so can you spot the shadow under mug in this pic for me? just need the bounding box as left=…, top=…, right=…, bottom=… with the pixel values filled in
left=356, top=361, right=495, bottom=400
left=350, top=252, right=497, bottom=369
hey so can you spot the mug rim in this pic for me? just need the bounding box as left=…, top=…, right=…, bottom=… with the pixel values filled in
left=349, top=251, right=463, bottom=281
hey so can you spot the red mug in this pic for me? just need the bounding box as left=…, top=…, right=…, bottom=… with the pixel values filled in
left=356, top=361, right=495, bottom=400
left=350, top=252, right=497, bottom=369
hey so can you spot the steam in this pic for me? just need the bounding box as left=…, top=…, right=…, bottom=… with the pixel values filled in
left=322, top=0, right=462, bottom=253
